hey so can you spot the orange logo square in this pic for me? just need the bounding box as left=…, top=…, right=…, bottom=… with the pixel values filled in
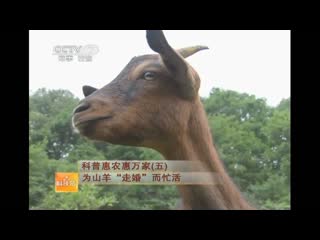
left=55, top=172, right=79, bottom=192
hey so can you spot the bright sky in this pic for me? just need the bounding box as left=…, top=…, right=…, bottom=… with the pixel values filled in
left=30, top=30, right=290, bottom=106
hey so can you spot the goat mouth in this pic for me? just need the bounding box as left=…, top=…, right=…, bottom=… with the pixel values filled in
left=74, top=115, right=113, bottom=127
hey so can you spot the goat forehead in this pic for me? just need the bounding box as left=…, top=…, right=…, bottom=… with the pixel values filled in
left=127, top=54, right=161, bottom=67
left=114, top=54, right=162, bottom=78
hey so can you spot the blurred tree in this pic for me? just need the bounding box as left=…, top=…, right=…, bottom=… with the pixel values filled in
left=67, top=142, right=105, bottom=163
left=39, top=185, right=118, bottom=210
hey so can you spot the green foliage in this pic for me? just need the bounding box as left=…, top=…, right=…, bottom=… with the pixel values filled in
left=30, top=88, right=81, bottom=159
left=104, top=145, right=143, bottom=160
left=29, top=141, right=51, bottom=207
left=139, top=148, right=164, bottom=160
left=205, top=88, right=290, bottom=209
left=204, top=88, right=272, bottom=123
left=98, top=185, right=178, bottom=210
left=68, top=142, right=105, bottom=163
left=38, top=185, right=118, bottom=210
left=29, top=88, right=290, bottom=210
left=248, top=174, right=290, bottom=210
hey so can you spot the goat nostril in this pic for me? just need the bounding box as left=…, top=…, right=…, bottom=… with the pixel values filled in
left=74, top=102, right=90, bottom=114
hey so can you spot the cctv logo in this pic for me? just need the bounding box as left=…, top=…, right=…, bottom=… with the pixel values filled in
left=53, top=44, right=99, bottom=62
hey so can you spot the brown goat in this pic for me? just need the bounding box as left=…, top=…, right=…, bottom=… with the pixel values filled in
left=72, top=30, right=254, bottom=210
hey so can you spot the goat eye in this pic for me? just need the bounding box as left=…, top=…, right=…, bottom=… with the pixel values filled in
left=143, top=71, right=156, bottom=80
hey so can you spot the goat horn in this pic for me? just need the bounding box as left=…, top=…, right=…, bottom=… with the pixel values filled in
left=146, top=30, right=203, bottom=100
left=177, top=46, right=209, bottom=58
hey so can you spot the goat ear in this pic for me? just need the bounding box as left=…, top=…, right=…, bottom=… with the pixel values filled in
left=146, top=30, right=186, bottom=73
left=146, top=30, right=201, bottom=100
left=146, top=30, right=170, bottom=55
left=83, top=85, right=97, bottom=97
